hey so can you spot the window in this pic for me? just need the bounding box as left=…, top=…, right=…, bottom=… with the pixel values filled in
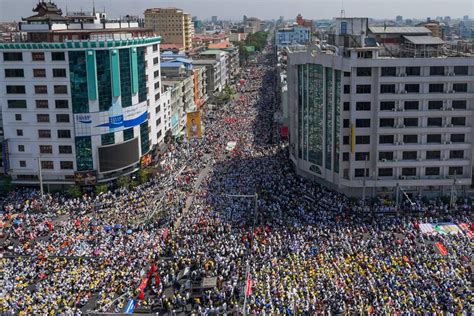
left=356, top=85, right=371, bottom=94
left=41, top=161, right=54, bottom=169
left=34, top=85, right=48, bottom=94
left=379, top=135, right=394, bottom=144
left=403, top=135, right=418, bottom=144
left=406, top=67, right=420, bottom=76
left=36, top=100, right=48, bottom=108
left=354, top=168, right=369, bottom=177
left=52, top=68, right=67, bottom=77
left=32, top=52, right=45, bottom=61
left=426, top=167, right=440, bottom=176
left=404, top=101, right=419, bottom=110
left=157, top=130, right=162, bottom=139
left=343, top=119, right=350, bottom=128
left=155, top=105, right=161, bottom=113
left=16, top=129, right=23, bottom=136
left=426, top=151, right=441, bottom=160
left=452, top=83, right=467, bottom=92
left=450, top=134, right=465, bottom=143
left=342, top=152, right=350, bottom=161
left=356, top=119, right=370, bottom=128
left=344, top=71, right=350, bottom=77
left=355, top=135, right=370, bottom=144
left=156, top=117, right=162, bottom=126
left=343, top=102, right=350, bottom=111
left=343, top=136, right=349, bottom=145
left=51, top=52, right=65, bottom=61
left=379, top=152, right=393, bottom=161
left=427, top=118, right=442, bottom=127
left=355, top=152, right=370, bottom=161
left=123, top=128, right=134, bottom=141
left=380, top=118, right=395, bottom=127
left=38, top=129, right=51, bottom=138
left=153, top=57, right=159, bottom=65
left=18, top=145, right=25, bottom=152
left=404, top=118, right=418, bottom=127
left=33, top=69, right=46, bottom=77
left=381, top=67, right=396, bottom=76
left=60, top=161, right=74, bottom=170
left=427, top=134, right=441, bottom=143
left=54, top=85, right=68, bottom=94
left=402, top=168, right=416, bottom=176
left=56, top=114, right=70, bottom=123
left=403, top=151, right=417, bottom=160
left=101, top=133, right=115, bottom=146
left=55, top=100, right=69, bottom=109
left=343, top=85, right=350, bottom=94
left=429, top=84, right=444, bottom=93
left=8, top=100, right=27, bottom=108
left=449, top=167, right=463, bottom=176
left=451, top=117, right=465, bottom=126
left=59, top=145, right=72, bottom=154
left=380, top=101, right=395, bottom=111
left=154, top=81, right=160, bottom=90
left=37, top=114, right=50, bottom=123
left=57, top=130, right=71, bottom=138
left=39, top=145, right=53, bottom=154
left=6, top=85, right=26, bottom=94
left=3, top=52, right=22, bottom=61
left=355, top=102, right=371, bottom=111
left=154, top=70, right=160, bottom=78
left=453, top=66, right=468, bottom=75
left=405, top=84, right=419, bottom=93
left=155, top=93, right=160, bottom=101
left=450, top=150, right=464, bottom=159
left=5, top=69, right=24, bottom=77
left=452, top=100, right=467, bottom=109
left=19, top=161, right=26, bottom=167
left=379, top=168, right=393, bottom=177
left=430, top=66, right=444, bottom=76
left=428, top=100, right=443, bottom=110
left=356, top=67, right=372, bottom=76
left=15, top=114, right=22, bottom=121
left=153, top=44, right=158, bottom=52
left=380, top=84, right=396, bottom=94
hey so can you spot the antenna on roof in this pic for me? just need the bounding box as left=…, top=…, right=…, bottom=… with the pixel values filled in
left=340, top=0, right=346, bottom=18
left=93, top=0, right=96, bottom=16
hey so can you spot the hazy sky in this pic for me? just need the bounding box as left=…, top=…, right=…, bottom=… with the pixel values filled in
left=1, top=0, right=473, bottom=22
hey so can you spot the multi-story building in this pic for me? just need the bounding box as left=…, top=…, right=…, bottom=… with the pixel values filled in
left=245, top=18, right=261, bottom=34
left=144, top=8, right=194, bottom=51
left=197, top=50, right=228, bottom=89
left=0, top=2, right=164, bottom=187
left=276, top=25, right=311, bottom=49
left=288, top=17, right=474, bottom=198
left=193, top=59, right=221, bottom=95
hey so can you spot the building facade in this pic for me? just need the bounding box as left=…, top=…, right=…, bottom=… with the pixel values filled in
left=288, top=19, right=474, bottom=198
left=0, top=3, right=164, bottom=186
left=144, top=8, right=194, bottom=51
left=276, top=25, right=311, bottom=49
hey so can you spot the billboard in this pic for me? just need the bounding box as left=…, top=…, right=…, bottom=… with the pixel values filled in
left=140, top=153, right=152, bottom=168
left=186, top=111, right=202, bottom=138
left=98, top=138, right=140, bottom=172
left=74, top=101, right=148, bottom=137
left=74, top=170, right=97, bottom=186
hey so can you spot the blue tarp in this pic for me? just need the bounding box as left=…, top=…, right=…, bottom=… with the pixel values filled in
left=124, top=299, right=136, bottom=313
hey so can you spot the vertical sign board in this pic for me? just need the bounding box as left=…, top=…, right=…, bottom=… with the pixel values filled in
left=186, top=111, right=202, bottom=139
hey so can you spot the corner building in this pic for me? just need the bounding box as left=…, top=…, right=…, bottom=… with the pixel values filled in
left=288, top=18, right=474, bottom=198
left=0, top=2, right=164, bottom=186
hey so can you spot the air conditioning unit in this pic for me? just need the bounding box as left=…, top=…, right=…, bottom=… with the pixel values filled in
left=394, top=158, right=399, bottom=162
left=448, top=72, right=455, bottom=76
left=417, top=157, right=422, bottom=161
left=382, top=159, right=387, bottom=162
left=448, top=90, right=455, bottom=94
left=399, top=176, right=406, bottom=180
left=399, top=141, right=405, bottom=145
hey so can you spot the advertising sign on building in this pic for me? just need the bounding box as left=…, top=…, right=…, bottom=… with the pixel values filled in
left=186, top=111, right=202, bottom=138
left=74, top=170, right=97, bottom=186
left=74, top=101, right=148, bottom=137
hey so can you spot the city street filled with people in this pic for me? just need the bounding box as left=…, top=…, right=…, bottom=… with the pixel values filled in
left=1, top=37, right=473, bottom=315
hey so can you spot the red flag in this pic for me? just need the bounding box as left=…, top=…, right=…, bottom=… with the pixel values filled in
left=139, top=290, right=145, bottom=300
left=162, top=228, right=169, bottom=240
left=155, top=273, right=161, bottom=286
left=435, top=242, right=448, bottom=255
left=246, top=276, right=253, bottom=296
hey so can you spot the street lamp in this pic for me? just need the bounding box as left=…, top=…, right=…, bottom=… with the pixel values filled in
left=225, top=193, right=258, bottom=315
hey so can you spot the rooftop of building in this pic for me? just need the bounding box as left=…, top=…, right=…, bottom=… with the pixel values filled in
left=368, top=26, right=432, bottom=34
left=403, top=35, right=445, bottom=45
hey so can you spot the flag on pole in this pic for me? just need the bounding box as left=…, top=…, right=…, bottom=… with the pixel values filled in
left=246, top=276, right=253, bottom=296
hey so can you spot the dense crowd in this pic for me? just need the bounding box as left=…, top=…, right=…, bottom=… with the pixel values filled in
left=1, top=36, right=473, bottom=315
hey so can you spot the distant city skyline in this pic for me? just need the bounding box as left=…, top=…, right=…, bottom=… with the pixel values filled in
left=0, top=0, right=473, bottom=22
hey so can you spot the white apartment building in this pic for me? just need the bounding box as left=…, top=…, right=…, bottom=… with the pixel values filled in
left=0, top=2, right=165, bottom=187
left=288, top=18, right=474, bottom=198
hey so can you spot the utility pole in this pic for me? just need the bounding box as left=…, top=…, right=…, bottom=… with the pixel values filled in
left=450, top=171, right=457, bottom=209
left=225, top=193, right=258, bottom=315
left=37, top=157, right=44, bottom=199
left=395, top=183, right=400, bottom=209
left=362, top=155, right=368, bottom=206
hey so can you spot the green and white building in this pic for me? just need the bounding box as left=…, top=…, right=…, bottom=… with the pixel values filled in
left=0, top=2, right=166, bottom=186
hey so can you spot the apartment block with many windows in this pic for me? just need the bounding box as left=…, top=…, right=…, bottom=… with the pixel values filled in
left=287, top=18, right=474, bottom=198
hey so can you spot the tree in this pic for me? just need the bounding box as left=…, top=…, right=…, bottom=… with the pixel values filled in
left=117, top=176, right=130, bottom=189
left=95, top=183, right=108, bottom=195
left=138, top=169, right=150, bottom=184
left=0, top=176, right=15, bottom=197
left=68, top=186, right=82, bottom=199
